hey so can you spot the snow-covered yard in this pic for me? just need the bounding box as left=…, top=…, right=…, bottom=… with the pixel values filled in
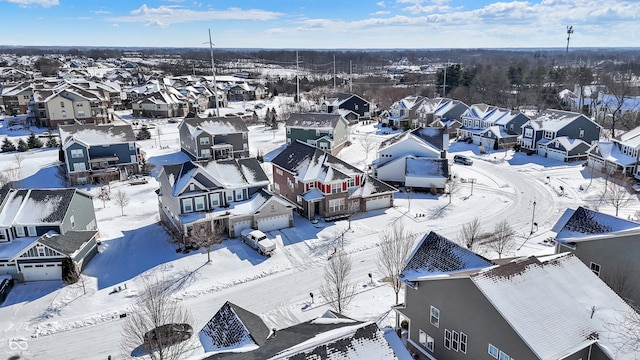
left=0, top=107, right=638, bottom=359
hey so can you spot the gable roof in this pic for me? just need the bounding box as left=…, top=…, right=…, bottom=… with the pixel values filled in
left=526, top=109, right=600, bottom=132
left=587, top=141, right=637, bottom=166
left=553, top=206, right=640, bottom=244
left=39, top=230, right=98, bottom=257
left=59, top=123, right=136, bottom=147
left=0, top=188, right=82, bottom=227
left=285, top=113, right=345, bottom=129
left=470, top=253, right=638, bottom=359
left=400, top=231, right=493, bottom=286
left=180, top=115, right=249, bottom=136
left=378, top=127, right=445, bottom=152
left=272, top=141, right=363, bottom=183
left=199, top=301, right=270, bottom=353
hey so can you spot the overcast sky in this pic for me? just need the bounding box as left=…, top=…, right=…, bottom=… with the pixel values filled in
left=1, top=0, right=639, bottom=49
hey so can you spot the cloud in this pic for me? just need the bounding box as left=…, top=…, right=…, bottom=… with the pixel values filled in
left=373, top=11, right=391, bottom=15
left=109, top=4, right=283, bottom=26
left=111, top=23, right=120, bottom=28
left=93, top=9, right=112, bottom=15
left=376, top=1, right=386, bottom=7
left=2, top=0, right=58, bottom=7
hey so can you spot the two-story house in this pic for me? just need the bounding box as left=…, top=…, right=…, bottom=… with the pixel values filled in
left=131, top=88, right=189, bottom=118
left=395, top=231, right=638, bottom=360
left=271, top=141, right=397, bottom=220
left=372, top=128, right=449, bottom=191
left=414, top=97, right=468, bottom=131
left=0, top=81, right=32, bottom=116
left=157, top=158, right=293, bottom=239
left=382, top=96, right=428, bottom=129
left=553, top=206, right=640, bottom=307
left=59, top=123, right=141, bottom=185
left=587, top=126, right=640, bottom=179
left=285, top=113, right=350, bottom=155
left=178, top=115, right=250, bottom=161
left=518, top=109, right=601, bottom=161
left=320, top=92, right=372, bottom=122
left=458, top=104, right=530, bottom=149
left=0, top=188, right=99, bottom=282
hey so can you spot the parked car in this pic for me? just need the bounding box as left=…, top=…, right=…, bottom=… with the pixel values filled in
left=8, top=124, right=23, bottom=131
left=240, top=229, right=276, bottom=256
left=453, top=154, right=473, bottom=165
left=143, top=323, right=193, bottom=347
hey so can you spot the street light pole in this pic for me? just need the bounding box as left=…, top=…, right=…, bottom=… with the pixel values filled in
left=530, top=201, right=537, bottom=234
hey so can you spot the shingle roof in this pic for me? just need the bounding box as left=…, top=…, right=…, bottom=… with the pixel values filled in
left=285, top=113, right=344, bottom=129
left=13, top=189, right=77, bottom=225
left=199, top=301, right=270, bottom=352
left=39, top=230, right=98, bottom=256
left=554, top=206, right=640, bottom=244
left=58, top=123, right=136, bottom=146
left=400, top=231, right=493, bottom=286
left=181, top=115, right=249, bottom=135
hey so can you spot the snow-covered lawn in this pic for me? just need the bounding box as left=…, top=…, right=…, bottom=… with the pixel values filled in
left=0, top=109, right=638, bottom=359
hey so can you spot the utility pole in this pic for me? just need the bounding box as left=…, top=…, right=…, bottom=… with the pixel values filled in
left=349, top=60, right=353, bottom=93
left=208, top=29, right=220, bottom=117
left=333, top=54, right=336, bottom=89
left=296, top=51, right=300, bottom=103
left=565, top=26, right=574, bottom=66
left=442, top=61, right=449, bottom=97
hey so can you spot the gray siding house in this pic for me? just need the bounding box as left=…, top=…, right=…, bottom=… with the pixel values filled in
left=395, top=231, right=637, bottom=360
left=414, top=97, right=468, bottom=130
left=285, top=113, right=350, bottom=155
left=518, top=109, right=601, bottom=161
left=178, top=115, right=249, bottom=161
left=157, top=158, right=294, bottom=240
left=59, top=123, right=141, bottom=185
left=0, top=188, right=99, bottom=281
left=458, top=104, right=529, bottom=149
left=553, top=206, right=640, bottom=307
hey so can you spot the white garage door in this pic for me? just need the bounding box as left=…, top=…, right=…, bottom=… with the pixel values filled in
left=257, top=215, right=290, bottom=232
left=231, top=220, right=252, bottom=238
left=21, top=263, right=61, bottom=281
left=547, top=149, right=566, bottom=161
left=366, top=197, right=391, bottom=211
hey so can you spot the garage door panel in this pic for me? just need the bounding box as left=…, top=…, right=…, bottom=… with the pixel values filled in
left=232, top=220, right=251, bottom=238
left=257, top=215, right=290, bottom=232
left=21, top=263, right=61, bottom=281
left=366, top=197, right=390, bottom=211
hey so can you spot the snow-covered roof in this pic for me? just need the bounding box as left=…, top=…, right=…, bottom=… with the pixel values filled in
left=405, top=157, right=448, bottom=178
left=400, top=231, right=494, bottom=286
left=181, top=115, right=249, bottom=135
left=199, top=301, right=270, bottom=353
left=59, top=123, right=136, bottom=146
left=0, top=236, right=39, bottom=260
left=285, top=113, right=345, bottom=129
left=553, top=206, right=640, bottom=244
left=526, top=109, right=596, bottom=132
left=471, top=253, right=639, bottom=359
left=616, top=125, right=640, bottom=148
left=588, top=141, right=637, bottom=166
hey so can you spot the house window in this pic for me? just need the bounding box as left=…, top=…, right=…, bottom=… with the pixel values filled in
left=201, top=148, right=211, bottom=158
left=331, top=183, right=341, bottom=194
left=308, top=181, right=315, bottom=189
left=71, top=149, right=83, bottom=158
left=579, top=129, right=585, bottom=138
left=590, top=262, right=601, bottom=277
left=419, top=329, right=427, bottom=347
left=189, top=184, right=195, bottom=191
left=460, top=332, right=467, bottom=353
left=210, top=194, right=220, bottom=207
left=420, top=330, right=433, bottom=351
left=452, top=330, right=459, bottom=351
left=444, top=329, right=451, bottom=349
left=60, top=101, right=65, bottom=108
left=287, top=128, right=291, bottom=134
left=73, top=162, right=87, bottom=172
left=354, top=104, right=359, bottom=110
left=129, top=143, right=135, bottom=151
left=287, top=138, right=291, bottom=145
left=544, top=130, right=554, bottom=139
left=328, top=198, right=345, bottom=213
left=70, top=215, right=75, bottom=228
left=242, top=132, right=247, bottom=139
left=182, top=198, right=193, bottom=213
left=524, top=128, right=533, bottom=138
left=62, top=110, right=67, bottom=118
left=235, top=191, right=243, bottom=201
left=16, top=227, right=25, bottom=237
left=347, top=178, right=355, bottom=188
left=488, top=344, right=499, bottom=358
left=243, top=143, right=248, bottom=151
left=77, top=110, right=85, bottom=117
left=226, top=192, right=233, bottom=202
left=499, top=351, right=511, bottom=360
left=27, top=226, right=36, bottom=236
left=430, top=306, right=440, bottom=327
left=194, top=196, right=206, bottom=211
left=199, top=137, right=210, bottom=145
left=273, top=183, right=280, bottom=192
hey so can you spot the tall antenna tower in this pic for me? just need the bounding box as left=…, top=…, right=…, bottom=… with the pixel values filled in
left=565, top=26, right=574, bottom=66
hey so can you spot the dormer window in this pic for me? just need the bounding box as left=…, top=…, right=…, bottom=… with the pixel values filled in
left=189, top=184, right=195, bottom=191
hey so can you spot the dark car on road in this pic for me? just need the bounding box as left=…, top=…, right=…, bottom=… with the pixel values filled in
left=143, top=323, right=193, bottom=347
left=453, top=154, right=473, bottom=165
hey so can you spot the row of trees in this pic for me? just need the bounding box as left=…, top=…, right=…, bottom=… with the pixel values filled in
left=1, top=134, right=57, bottom=153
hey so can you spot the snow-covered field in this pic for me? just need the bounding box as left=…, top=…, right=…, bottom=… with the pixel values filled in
left=0, top=104, right=637, bottom=359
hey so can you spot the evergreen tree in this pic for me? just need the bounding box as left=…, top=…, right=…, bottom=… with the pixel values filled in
left=46, top=136, right=58, bottom=148
left=17, top=139, right=29, bottom=152
left=27, top=133, right=44, bottom=149
left=136, top=125, right=152, bottom=140
left=1, top=138, right=16, bottom=152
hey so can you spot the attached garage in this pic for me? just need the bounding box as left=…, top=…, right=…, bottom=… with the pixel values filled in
left=20, top=263, right=62, bottom=281
left=366, top=196, right=391, bottom=211
left=231, top=220, right=252, bottom=238
left=547, top=148, right=567, bottom=161
left=257, top=215, right=291, bottom=232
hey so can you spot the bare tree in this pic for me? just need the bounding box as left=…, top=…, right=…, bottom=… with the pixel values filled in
left=605, top=308, right=640, bottom=355
left=121, top=277, right=193, bottom=360
left=485, top=219, right=516, bottom=259
left=358, top=132, right=377, bottom=162
left=376, top=223, right=415, bottom=305
left=113, top=190, right=130, bottom=216
left=601, top=182, right=632, bottom=217
left=447, top=174, right=461, bottom=205
left=98, top=186, right=110, bottom=208
left=320, top=252, right=356, bottom=314
left=457, top=217, right=482, bottom=251
left=605, top=263, right=638, bottom=305
left=190, top=220, right=225, bottom=263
